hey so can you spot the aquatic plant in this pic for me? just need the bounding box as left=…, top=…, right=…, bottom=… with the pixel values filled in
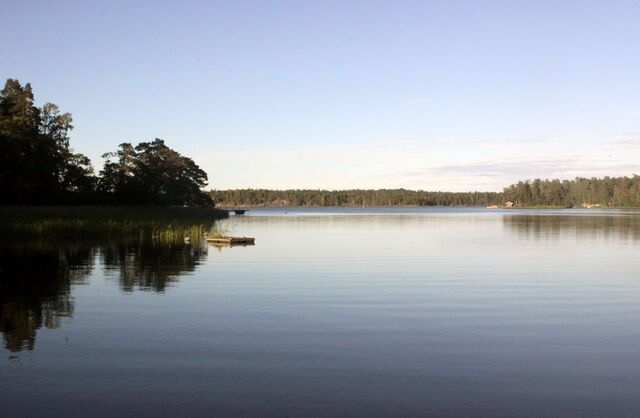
left=0, top=206, right=228, bottom=245
left=207, top=221, right=233, bottom=238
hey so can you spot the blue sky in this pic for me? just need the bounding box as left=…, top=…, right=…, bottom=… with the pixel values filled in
left=2, top=0, right=639, bottom=191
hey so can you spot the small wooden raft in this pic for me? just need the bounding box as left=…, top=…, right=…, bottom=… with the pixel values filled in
left=206, top=236, right=255, bottom=245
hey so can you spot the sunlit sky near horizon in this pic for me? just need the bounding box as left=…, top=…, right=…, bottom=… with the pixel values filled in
left=2, top=0, right=639, bottom=191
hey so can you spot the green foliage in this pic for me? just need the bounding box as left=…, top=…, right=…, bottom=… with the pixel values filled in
left=0, top=206, right=228, bottom=244
left=211, top=188, right=502, bottom=207
left=214, top=177, right=640, bottom=208
left=99, top=139, right=213, bottom=206
left=0, top=79, right=213, bottom=207
left=502, top=176, right=640, bottom=207
left=0, top=79, right=95, bottom=204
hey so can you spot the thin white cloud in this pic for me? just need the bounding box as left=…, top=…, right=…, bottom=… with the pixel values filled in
left=609, top=139, right=640, bottom=147
left=196, top=137, right=640, bottom=191
left=427, top=158, right=638, bottom=177
left=382, top=157, right=640, bottom=191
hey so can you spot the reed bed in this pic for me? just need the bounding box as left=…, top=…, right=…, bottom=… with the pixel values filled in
left=0, top=206, right=228, bottom=244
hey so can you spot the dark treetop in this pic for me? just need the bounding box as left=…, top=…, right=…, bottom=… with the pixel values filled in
left=0, top=79, right=213, bottom=207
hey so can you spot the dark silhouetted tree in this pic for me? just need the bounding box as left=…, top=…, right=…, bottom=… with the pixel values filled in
left=99, top=139, right=213, bottom=206
left=0, top=79, right=95, bottom=204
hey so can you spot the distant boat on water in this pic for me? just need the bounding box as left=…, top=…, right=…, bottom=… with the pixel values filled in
left=220, top=207, right=248, bottom=215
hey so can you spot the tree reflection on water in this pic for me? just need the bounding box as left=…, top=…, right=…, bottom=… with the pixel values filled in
left=101, top=242, right=207, bottom=292
left=0, top=240, right=207, bottom=352
left=502, top=212, right=640, bottom=241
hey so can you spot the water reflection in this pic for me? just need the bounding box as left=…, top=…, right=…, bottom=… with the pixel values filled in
left=102, top=243, right=208, bottom=292
left=4, top=209, right=640, bottom=417
left=503, top=213, right=640, bottom=241
left=0, top=244, right=95, bottom=352
left=0, top=240, right=207, bottom=352
left=3, top=210, right=640, bottom=354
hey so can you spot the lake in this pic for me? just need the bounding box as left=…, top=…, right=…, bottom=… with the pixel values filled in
left=2, top=207, right=640, bottom=417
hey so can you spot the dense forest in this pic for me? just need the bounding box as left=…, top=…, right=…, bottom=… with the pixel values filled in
left=502, top=176, right=640, bottom=208
left=212, top=189, right=503, bottom=207
left=213, top=176, right=640, bottom=208
left=0, top=79, right=213, bottom=206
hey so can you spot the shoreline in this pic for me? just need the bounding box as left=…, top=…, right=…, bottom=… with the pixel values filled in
left=216, top=204, right=634, bottom=210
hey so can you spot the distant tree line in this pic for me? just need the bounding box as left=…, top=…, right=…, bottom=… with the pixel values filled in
left=214, top=177, right=640, bottom=208
left=211, top=189, right=502, bottom=207
left=502, top=176, right=640, bottom=207
left=0, top=79, right=213, bottom=206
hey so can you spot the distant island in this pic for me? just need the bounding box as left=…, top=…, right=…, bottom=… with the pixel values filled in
left=212, top=189, right=501, bottom=207
left=212, top=176, right=640, bottom=209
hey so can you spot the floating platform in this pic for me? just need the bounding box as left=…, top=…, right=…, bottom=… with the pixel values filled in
left=206, top=236, right=255, bottom=245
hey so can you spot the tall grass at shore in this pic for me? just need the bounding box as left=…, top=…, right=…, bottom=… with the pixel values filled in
left=0, top=206, right=228, bottom=244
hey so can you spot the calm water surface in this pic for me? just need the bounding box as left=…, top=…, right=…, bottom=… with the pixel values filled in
left=2, top=208, right=640, bottom=417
